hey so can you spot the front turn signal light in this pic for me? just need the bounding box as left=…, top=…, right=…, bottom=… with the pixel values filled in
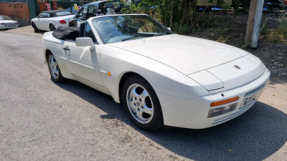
left=210, top=96, right=239, bottom=107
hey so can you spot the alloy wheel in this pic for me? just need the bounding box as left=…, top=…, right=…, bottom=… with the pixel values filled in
left=126, top=84, right=154, bottom=124
left=48, top=55, right=59, bottom=79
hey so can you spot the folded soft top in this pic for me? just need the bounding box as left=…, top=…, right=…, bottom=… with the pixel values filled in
left=52, top=26, right=80, bottom=40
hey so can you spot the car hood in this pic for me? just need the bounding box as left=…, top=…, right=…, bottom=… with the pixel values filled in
left=0, top=20, right=17, bottom=23
left=108, top=34, right=249, bottom=75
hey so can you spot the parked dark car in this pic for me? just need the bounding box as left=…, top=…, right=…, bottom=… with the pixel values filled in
left=69, top=0, right=123, bottom=27
left=264, top=0, right=282, bottom=10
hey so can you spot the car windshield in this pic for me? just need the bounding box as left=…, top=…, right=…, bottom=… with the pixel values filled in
left=0, top=16, right=11, bottom=20
left=56, top=11, right=72, bottom=16
left=92, top=15, right=172, bottom=44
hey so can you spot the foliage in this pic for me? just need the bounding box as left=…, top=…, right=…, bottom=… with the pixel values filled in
left=119, top=0, right=252, bottom=35
left=120, top=0, right=197, bottom=35
left=268, top=22, right=287, bottom=43
left=261, top=13, right=287, bottom=43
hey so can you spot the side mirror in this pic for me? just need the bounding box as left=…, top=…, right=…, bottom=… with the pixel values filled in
left=76, top=37, right=95, bottom=51
left=167, top=27, right=171, bottom=31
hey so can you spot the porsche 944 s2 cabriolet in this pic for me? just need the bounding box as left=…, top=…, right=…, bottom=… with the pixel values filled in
left=42, top=14, right=270, bottom=131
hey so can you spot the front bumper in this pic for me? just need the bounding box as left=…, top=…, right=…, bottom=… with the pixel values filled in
left=158, top=68, right=270, bottom=129
left=0, top=25, right=19, bottom=29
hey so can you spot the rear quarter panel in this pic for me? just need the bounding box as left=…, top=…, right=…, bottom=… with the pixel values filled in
left=49, top=15, right=74, bottom=29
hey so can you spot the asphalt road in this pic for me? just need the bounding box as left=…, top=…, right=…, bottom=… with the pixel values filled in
left=0, top=29, right=287, bottom=161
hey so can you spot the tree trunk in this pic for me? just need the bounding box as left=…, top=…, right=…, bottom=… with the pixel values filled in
left=179, top=0, right=189, bottom=33
left=191, top=0, right=198, bottom=27
left=170, top=1, right=174, bottom=28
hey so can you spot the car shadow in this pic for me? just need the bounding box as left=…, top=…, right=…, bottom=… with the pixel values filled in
left=54, top=79, right=287, bottom=161
left=34, top=30, right=46, bottom=35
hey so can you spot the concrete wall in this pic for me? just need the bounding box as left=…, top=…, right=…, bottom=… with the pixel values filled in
left=0, top=3, right=30, bottom=26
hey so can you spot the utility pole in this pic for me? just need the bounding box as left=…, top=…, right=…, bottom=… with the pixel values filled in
left=251, top=0, right=264, bottom=48
left=245, top=0, right=257, bottom=45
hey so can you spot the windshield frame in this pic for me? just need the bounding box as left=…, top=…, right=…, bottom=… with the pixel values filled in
left=0, top=15, right=11, bottom=20
left=91, top=14, right=173, bottom=44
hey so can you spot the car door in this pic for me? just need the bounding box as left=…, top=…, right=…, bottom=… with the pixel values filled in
left=38, top=12, right=50, bottom=30
left=33, top=13, right=43, bottom=29
left=87, top=5, right=98, bottom=16
left=75, top=5, right=88, bottom=27
left=62, top=22, right=103, bottom=86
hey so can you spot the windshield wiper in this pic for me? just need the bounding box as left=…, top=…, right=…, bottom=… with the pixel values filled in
left=121, top=35, right=142, bottom=42
left=121, top=34, right=154, bottom=42
left=153, top=33, right=170, bottom=37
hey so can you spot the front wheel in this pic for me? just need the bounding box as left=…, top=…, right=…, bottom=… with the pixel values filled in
left=32, top=22, right=39, bottom=32
left=122, top=75, right=163, bottom=131
left=47, top=53, right=64, bottom=83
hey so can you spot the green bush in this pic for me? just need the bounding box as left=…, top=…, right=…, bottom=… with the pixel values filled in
left=277, top=23, right=287, bottom=40
left=268, top=22, right=287, bottom=43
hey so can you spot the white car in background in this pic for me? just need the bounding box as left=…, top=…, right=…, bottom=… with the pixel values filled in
left=0, top=15, right=19, bottom=30
left=31, top=10, right=74, bottom=32
left=42, top=14, right=270, bottom=131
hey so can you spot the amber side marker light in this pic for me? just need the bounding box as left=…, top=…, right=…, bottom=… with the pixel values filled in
left=210, top=96, right=239, bottom=107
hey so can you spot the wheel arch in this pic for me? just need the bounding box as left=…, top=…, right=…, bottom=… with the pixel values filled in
left=49, top=22, right=55, bottom=29
left=117, top=71, right=156, bottom=104
left=44, top=49, right=52, bottom=64
left=117, top=71, right=164, bottom=128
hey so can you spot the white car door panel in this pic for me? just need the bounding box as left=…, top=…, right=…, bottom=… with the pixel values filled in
left=43, top=18, right=50, bottom=30
left=38, top=18, right=45, bottom=29
left=38, top=12, right=50, bottom=30
left=62, top=40, right=103, bottom=86
left=33, top=19, right=40, bottom=29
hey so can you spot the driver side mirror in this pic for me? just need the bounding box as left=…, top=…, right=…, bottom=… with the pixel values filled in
left=76, top=37, right=95, bottom=51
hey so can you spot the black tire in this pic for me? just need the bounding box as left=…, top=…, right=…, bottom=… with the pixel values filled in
left=122, top=75, right=163, bottom=131
left=47, top=53, right=65, bottom=83
left=49, top=24, right=56, bottom=31
left=32, top=22, right=39, bottom=32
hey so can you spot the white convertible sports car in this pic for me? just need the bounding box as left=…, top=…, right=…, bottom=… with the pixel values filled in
left=0, top=15, right=19, bottom=30
left=42, top=14, right=270, bottom=131
left=31, top=10, right=74, bottom=32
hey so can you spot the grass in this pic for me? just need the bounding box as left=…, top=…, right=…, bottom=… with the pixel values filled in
left=268, top=22, right=287, bottom=43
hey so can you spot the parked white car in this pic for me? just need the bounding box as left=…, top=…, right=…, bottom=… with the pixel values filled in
left=31, top=10, right=74, bottom=32
left=42, top=14, right=270, bottom=131
left=0, top=15, right=19, bottom=30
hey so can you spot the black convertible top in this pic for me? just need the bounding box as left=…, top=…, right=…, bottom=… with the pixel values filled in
left=52, top=26, right=80, bottom=40
left=42, top=10, right=72, bottom=17
left=44, top=10, right=66, bottom=14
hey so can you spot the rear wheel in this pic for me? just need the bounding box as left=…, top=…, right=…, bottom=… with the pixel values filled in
left=32, top=22, right=39, bottom=32
left=47, top=53, right=64, bottom=83
left=49, top=24, right=56, bottom=31
left=122, top=75, right=163, bottom=131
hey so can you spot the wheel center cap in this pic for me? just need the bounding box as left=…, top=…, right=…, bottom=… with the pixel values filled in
left=136, top=102, right=140, bottom=106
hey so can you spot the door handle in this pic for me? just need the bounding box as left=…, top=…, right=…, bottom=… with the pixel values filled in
left=63, top=46, right=70, bottom=51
